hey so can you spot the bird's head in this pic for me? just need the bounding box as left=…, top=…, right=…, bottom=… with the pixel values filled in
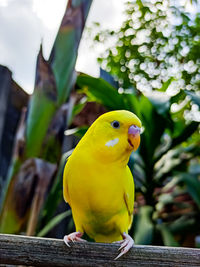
left=83, top=110, right=142, bottom=164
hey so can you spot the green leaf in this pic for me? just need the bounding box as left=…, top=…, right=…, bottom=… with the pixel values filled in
left=185, top=90, right=200, bottom=107
left=134, top=206, right=154, bottom=245
left=170, top=90, right=186, bottom=105
left=148, top=95, right=170, bottom=117
left=139, top=96, right=168, bottom=167
left=157, top=224, right=179, bottom=246
left=26, top=94, right=56, bottom=158
left=123, top=93, right=141, bottom=116
left=40, top=151, right=72, bottom=224
left=77, top=74, right=126, bottom=110
left=26, top=49, right=57, bottom=158
left=175, top=173, right=200, bottom=209
left=0, top=158, right=21, bottom=214
left=50, top=0, right=93, bottom=105
left=74, top=127, right=89, bottom=138
left=67, top=101, right=87, bottom=127
left=154, top=145, right=199, bottom=182
left=189, top=164, right=200, bottom=175
left=65, top=126, right=89, bottom=138
left=170, top=121, right=199, bottom=149
left=37, top=210, right=71, bottom=237
left=158, top=77, right=174, bottom=92
left=168, top=216, right=196, bottom=234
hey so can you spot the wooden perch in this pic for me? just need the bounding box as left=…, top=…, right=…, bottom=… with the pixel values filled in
left=0, top=234, right=200, bottom=267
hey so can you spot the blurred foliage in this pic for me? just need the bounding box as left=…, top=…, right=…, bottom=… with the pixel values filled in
left=73, top=73, right=200, bottom=247
left=92, top=0, right=200, bottom=120
left=0, top=0, right=92, bottom=235
left=95, top=0, right=200, bottom=88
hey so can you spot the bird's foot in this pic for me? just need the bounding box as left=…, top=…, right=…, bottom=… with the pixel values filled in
left=63, top=231, right=86, bottom=247
left=114, top=232, right=134, bottom=260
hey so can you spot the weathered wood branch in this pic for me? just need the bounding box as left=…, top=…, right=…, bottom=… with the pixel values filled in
left=0, top=234, right=200, bottom=267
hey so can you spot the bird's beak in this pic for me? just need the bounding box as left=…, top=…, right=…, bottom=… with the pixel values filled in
left=128, top=125, right=141, bottom=151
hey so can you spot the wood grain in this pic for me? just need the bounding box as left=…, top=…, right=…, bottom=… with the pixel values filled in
left=0, top=234, right=200, bottom=266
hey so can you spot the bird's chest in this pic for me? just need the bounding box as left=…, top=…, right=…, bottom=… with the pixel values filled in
left=68, top=159, right=125, bottom=214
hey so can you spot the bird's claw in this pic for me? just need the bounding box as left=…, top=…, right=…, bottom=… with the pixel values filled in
left=118, top=238, right=129, bottom=251
left=64, top=231, right=86, bottom=247
left=114, top=233, right=134, bottom=260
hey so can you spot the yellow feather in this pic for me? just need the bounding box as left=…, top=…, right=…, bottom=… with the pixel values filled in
left=63, top=110, right=141, bottom=242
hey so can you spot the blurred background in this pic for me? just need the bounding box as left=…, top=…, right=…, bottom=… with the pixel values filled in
left=0, top=0, right=200, bottom=248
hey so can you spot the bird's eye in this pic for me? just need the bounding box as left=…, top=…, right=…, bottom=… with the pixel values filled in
left=111, top=120, right=120, bottom=129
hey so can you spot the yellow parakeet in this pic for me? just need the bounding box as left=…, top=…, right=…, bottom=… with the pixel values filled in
left=63, top=110, right=141, bottom=259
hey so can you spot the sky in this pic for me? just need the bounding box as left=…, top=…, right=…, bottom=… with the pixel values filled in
left=0, top=0, right=127, bottom=94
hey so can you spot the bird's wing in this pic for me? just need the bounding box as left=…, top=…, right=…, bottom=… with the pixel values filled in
left=63, top=159, right=71, bottom=205
left=124, top=192, right=134, bottom=216
left=123, top=167, right=134, bottom=228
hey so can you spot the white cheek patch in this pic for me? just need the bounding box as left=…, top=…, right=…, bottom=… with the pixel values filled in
left=105, top=138, right=119, bottom=147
